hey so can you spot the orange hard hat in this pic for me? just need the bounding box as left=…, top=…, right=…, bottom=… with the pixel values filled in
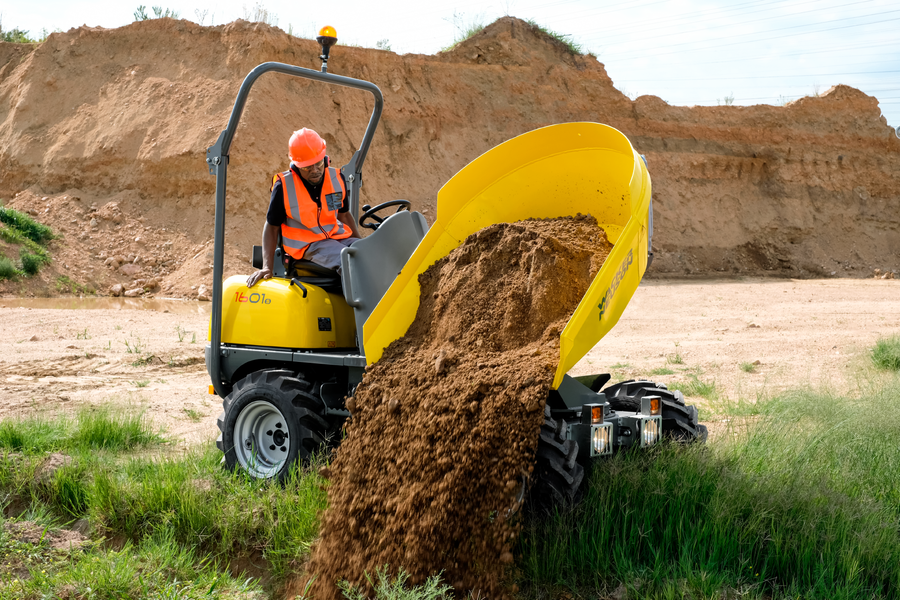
left=288, top=128, right=326, bottom=167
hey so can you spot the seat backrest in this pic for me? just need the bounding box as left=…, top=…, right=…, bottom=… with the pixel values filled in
left=340, top=210, right=429, bottom=355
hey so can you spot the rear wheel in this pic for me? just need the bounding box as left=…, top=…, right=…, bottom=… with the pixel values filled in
left=217, top=369, right=329, bottom=481
left=603, top=379, right=708, bottom=442
left=527, top=406, right=584, bottom=512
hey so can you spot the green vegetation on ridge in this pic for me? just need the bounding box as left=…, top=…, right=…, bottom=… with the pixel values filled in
left=0, top=206, right=54, bottom=280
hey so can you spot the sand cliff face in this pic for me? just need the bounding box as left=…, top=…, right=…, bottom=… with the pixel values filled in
left=0, top=16, right=897, bottom=296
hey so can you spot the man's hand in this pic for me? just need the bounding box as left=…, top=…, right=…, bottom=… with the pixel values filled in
left=247, top=222, right=279, bottom=288
left=246, top=268, right=272, bottom=288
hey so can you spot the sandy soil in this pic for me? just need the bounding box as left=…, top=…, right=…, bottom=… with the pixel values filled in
left=0, top=278, right=897, bottom=445
left=0, top=298, right=216, bottom=444
left=574, top=277, right=900, bottom=411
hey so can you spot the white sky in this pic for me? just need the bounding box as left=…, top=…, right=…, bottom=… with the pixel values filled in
left=3, top=0, right=899, bottom=128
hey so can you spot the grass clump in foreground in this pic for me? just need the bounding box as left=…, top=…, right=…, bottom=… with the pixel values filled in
left=0, top=406, right=329, bottom=597
left=0, top=406, right=161, bottom=454
left=871, top=335, right=900, bottom=371
left=338, top=566, right=453, bottom=599
left=0, top=527, right=263, bottom=599
left=677, top=373, right=718, bottom=400
left=518, top=382, right=900, bottom=599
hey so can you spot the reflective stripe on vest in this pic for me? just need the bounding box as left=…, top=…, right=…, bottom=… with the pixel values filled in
left=279, top=167, right=349, bottom=260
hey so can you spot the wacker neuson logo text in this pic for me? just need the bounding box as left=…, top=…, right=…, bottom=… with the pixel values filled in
left=598, top=249, right=633, bottom=320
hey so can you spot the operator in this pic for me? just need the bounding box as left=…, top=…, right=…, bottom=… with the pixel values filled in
left=246, top=128, right=361, bottom=288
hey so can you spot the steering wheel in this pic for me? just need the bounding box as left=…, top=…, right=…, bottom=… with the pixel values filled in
left=358, top=199, right=411, bottom=231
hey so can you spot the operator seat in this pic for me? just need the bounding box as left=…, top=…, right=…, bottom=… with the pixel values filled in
left=251, top=242, right=344, bottom=294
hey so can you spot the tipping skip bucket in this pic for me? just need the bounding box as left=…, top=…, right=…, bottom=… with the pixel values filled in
left=362, top=122, right=652, bottom=389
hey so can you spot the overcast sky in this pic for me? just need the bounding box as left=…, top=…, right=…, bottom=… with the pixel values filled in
left=3, top=0, right=899, bottom=128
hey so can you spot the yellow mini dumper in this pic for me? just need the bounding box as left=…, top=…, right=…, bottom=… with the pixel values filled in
left=205, top=32, right=704, bottom=506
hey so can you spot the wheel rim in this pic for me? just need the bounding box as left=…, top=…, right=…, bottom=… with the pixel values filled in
left=233, top=400, right=292, bottom=478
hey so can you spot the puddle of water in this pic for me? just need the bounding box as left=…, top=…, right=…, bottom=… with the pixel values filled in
left=0, top=297, right=210, bottom=315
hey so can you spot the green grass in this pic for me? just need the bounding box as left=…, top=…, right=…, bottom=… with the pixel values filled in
left=441, top=11, right=485, bottom=52
left=677, top=374, right=719, bottom=401
left=518, top=382, right=900, bottom=599
left=338, top=566, right=453, bottom=599
left=666, top=342, right=685, bottom=365
left=871, top=336, right=900, bottom=371
left=6, top=374, right=900, bottom=598
left=19, top=250, right=46, bottom=275
left=524, top=19, right=583, bottom=55
left=740, top=361, right=758, bottom=373
left=0, top=210, right=54, bottom=279
left=55, top=276, right=93, bottom=295
left=0, top=256, right=16, bottom=280
left=649, top=367, right=675, bottom=376
left=0, top=526, right=264, bottom=599
left=0, top=406, right=330, bottom=591
left=0, top=207, right=54, bottom=245
left=0, top=406, right=161, bottom=454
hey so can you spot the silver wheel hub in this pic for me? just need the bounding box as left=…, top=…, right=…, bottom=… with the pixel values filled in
left=233, top=400, right=291, bottom=478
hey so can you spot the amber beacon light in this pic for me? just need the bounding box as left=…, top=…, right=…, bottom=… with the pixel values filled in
left=317, top=25, right=338, bottom=72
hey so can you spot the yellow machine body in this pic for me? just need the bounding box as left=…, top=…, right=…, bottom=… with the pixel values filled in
left=362, top=122, right=652, bottom=389
left=214, top=275, right=356, bottom=350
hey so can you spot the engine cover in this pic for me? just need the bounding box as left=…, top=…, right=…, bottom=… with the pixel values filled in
left=214, top=275, right=356, bottom=350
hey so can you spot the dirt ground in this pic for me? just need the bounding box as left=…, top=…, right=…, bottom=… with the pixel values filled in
left=0, top=277, right=896, bottom=444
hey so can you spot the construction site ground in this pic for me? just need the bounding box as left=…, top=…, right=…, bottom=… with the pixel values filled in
left=1, top=276, right=896, bottom=445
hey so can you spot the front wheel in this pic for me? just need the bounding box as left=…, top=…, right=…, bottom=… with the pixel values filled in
left=216, top=369, right=328, bottom=481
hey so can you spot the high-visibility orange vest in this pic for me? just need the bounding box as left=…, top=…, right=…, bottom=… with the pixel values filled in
left=275, top=166, right=350, bottom=260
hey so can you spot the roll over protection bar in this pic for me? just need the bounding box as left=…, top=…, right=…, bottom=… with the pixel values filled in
left=205, top=62, right=384, bottom=397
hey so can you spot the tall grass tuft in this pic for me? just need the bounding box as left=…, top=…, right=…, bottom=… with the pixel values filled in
left=519, top=384, right=900, bottom=598
left=20, top=249, right=48, bottom=275
left=871, top=335, right=900, bottom=371
left=88, top=445, right=328, bottom=578
left=338, top=566, right=453, bottom=599
left=441, top=11, right=485, bottom=52
left=0, top=406, right=161, bottom=453
left=677, top=374, right=718, bottom=400
left=0, top=255, right=18, bottom=279
left=70, top=407, right=161, bottom=450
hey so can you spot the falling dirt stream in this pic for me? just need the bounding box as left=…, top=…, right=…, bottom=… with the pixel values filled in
left=305, top=216, right=612, bottom=598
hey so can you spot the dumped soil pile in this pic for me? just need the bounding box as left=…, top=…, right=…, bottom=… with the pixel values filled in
left=306, top=216, right=612, bottom=598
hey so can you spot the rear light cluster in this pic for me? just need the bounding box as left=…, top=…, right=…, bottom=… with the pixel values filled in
left=572, top=395, right=663, bottom=458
